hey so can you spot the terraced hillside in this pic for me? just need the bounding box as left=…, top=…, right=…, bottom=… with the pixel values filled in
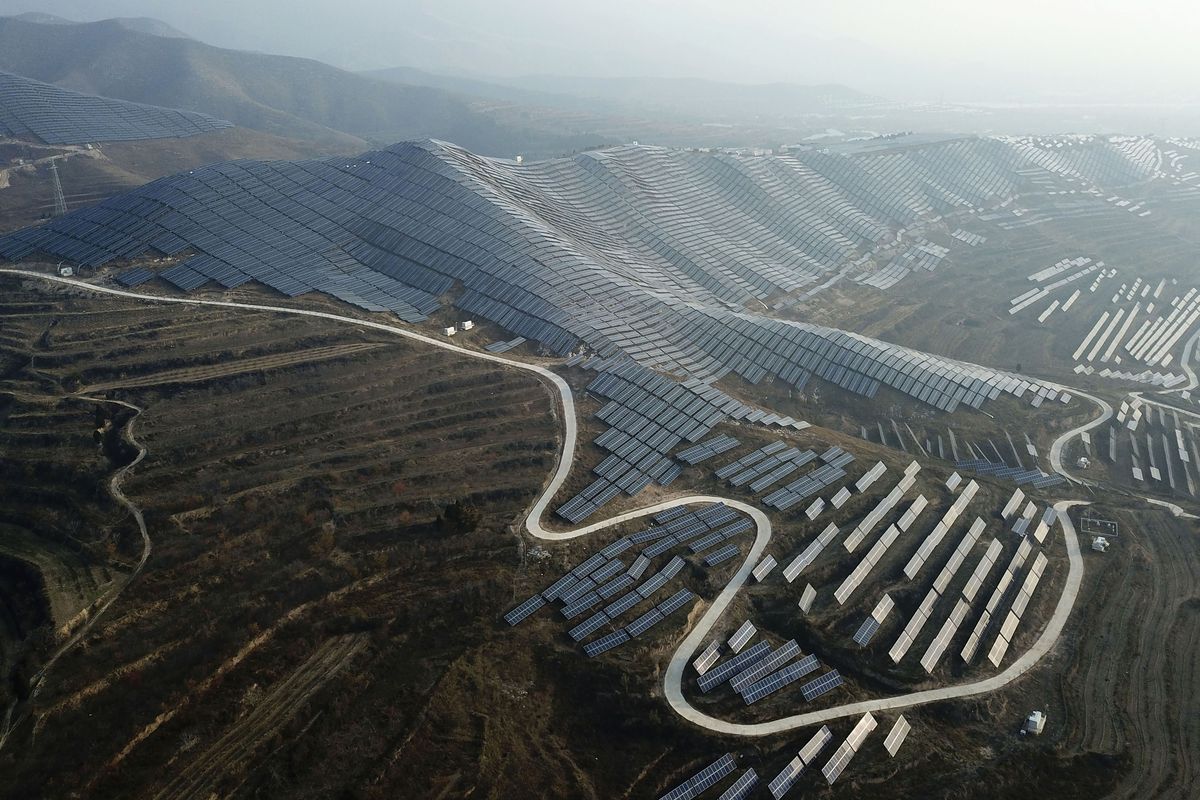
left=0, top=276, right=562, bottom=797
left=0, top=388, right=129, bottom=693
left=0, top=274, right=1195, bottom=799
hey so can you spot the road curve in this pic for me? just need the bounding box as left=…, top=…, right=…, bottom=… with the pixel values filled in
left=1, top=268, right=1099, bottom=736
left=664, top=501, right=1087, bottom=734
left=1045, top=383, right=1114, bottom=486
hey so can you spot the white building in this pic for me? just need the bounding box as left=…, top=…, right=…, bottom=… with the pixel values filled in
left=1024, top=711, right=1046, bottom=735
left=442, top=326, right=456, bottom=336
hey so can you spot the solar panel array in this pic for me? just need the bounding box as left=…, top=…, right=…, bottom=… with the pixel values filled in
left=986, top=551, right=1048, bottom=667
left=799, top=669, right=844, bottom=701
left=963, top=538, right=1035, bottom=662
left=782, top=523, right=839, bottom=582
left=768, top=726, right=832, bottom=799
left=716, top=769, right=759, bottom=800
left=676, top=434, right=741, bottom=465
left=559, top=362, right=744, bottom=521
left=507, top=506, right=745, bottom=657
left=956, top=457, right=1066, bottom=488
left=903, top=480, right=979, bottom=579
left=628, top=505, right=753, bottom=562
left=741, top=654, right=821, bottom=704
left=658, top=754, right=737, bottom=800
left=761, top=460, right=852, bottom=511
left=843, top=471, right=920, bottom=551
left=729, top=640, right=802, bottom=693
left=852, top=592, right=895, bottom=647
left=0, top=70, right=232, bottom=145
left=698, top=640, right=772, bottom=693
left=821, top=712, right=877, bottom=785
left=0, top=137, right=1085, bottom=415
left=834, top=522, right=903, bottom=604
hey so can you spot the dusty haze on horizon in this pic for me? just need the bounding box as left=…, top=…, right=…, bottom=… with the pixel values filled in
left=1, top=0, right=1197, bottom=104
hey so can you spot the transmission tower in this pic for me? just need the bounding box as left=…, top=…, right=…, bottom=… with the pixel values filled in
left=49, top=160, right=67, bottom=217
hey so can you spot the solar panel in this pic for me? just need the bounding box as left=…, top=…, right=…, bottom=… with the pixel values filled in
left=822, top=712, right=877, bottom=784
left=569, top=611, right=610, bottom=642
left=597, top=573, right=636, bottom=599
left=716, top=769, right=759, bottom=800
left=821, top=742, right=856, bottom=786
left=741, top=654, right=820, bottom=704
left=541, top=572, right=578, bottom=601
left=600, top=537, right=633, bottom=558
left=704, top=543, right=740, bottom=566
left=699, top=640, right=771, bottom=693
left=768, top=757, right=806, bottom=799
left=504, top=594, right=547, bottom=626
left=658, top=754, right=738, bottom=800
left=625, top=607, right=665, bottom=637
left=800, top=669, right=844, bottom=701
left=852, top=617, right=881, bottom=646
left=693, top=640, right=723, bottom=675
left=728, top=620, right=756, bottom=653
left=797, top=725, right=834, bottom=765
left=658, top=588, right=696, bottom=616
left=752, top=555, right=778, bottom=581
left=883, top=715, right=911, bottom=756
left=583, top=629, right=630, bottom=657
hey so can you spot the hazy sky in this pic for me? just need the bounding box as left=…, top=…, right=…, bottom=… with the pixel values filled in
left=3, top=0, right=1199, bottom=102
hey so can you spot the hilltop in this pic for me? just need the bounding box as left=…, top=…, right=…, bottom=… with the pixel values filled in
left=0, top=16, right=612, bottom=159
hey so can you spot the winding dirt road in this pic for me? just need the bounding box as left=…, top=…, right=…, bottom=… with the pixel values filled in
left=0, top=268, right=1116, bottom=736
left=0, top=394, right=150, bottom=750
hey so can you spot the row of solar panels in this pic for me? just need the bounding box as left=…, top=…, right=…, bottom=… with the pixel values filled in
left=955, top=458, right=1065, bottom=488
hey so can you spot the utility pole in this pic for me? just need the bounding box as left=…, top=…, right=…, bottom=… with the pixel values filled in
left=49, top=159, right=67, bottom=217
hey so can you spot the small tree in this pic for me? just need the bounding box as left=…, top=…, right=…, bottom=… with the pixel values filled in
left=437, top=499, right=482, bottom=535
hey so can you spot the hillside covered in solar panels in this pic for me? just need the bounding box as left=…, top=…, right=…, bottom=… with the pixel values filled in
left=0, top=134, right=1160, bottom=412
left=0, top=69, right=232, bottom=144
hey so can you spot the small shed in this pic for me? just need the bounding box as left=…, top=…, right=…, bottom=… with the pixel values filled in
left=1091, top=536, right=1110, bottom=552
left=442, top=326, right=456, bottom=336
left=1024, top=711, right=1046, bottom=735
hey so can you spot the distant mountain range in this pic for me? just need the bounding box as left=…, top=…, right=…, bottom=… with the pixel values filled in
left=8, top=11, right=192, bottom=38
left=0, top=15, right=612, bottom=159
left=365, top=68, right=879, bottom=123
